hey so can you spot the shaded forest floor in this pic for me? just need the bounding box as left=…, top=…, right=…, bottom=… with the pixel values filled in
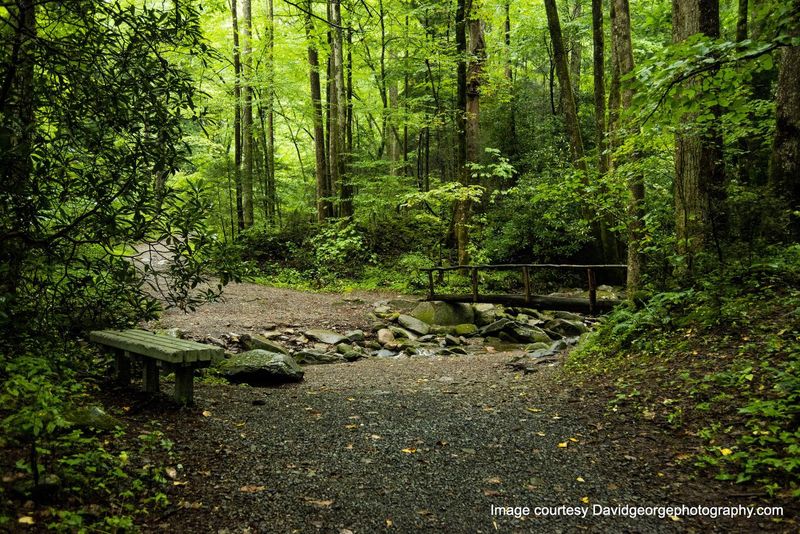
left=109, top=283, right=796, bottom=532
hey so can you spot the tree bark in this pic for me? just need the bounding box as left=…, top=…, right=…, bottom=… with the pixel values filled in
left=672, top=0, right=725, bottom=271
left=466, top=4, right=486, bottom=166
left=265, top=0, right=276, bottom=222
left=543, top=0, right=587, bottom=173
left=328, top=0, right=347, bottom=218
left=769, top=21, right=800, bottom=236
left=504, top=1, right=517, bottom=158
left=455, top=0, right=470, bottom=265
left=305, top=0, right=330, bottom=222
left=241, top=0, right=255, bottom=228
left=592, top=0, right=620, bottom=263
left=569, top=0, right=582, bottom=99
left=0, top=0, right=36, bottom=296
left=610, top=0, right=643, bottom=295
left=592, top=0, right=608, bottom=177
left=230, top=0, right=245, bottom=230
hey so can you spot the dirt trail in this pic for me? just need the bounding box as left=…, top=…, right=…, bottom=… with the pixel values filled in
left=124, top=283, right=794, bottom=533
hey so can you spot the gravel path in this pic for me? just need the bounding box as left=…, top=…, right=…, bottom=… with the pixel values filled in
left=125, top=283, right=794, bottom=533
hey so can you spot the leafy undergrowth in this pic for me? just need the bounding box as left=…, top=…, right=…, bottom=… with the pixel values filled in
left=567, top=247, right=800, bottom=498
left=0, top=341, right=173, bottom=531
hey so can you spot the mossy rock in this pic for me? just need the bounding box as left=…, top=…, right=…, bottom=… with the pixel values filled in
left=411, top=301, right=474, bottom=326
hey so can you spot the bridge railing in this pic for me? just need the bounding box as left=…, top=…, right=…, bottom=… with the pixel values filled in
left=420, top=264, right=627, bottom=314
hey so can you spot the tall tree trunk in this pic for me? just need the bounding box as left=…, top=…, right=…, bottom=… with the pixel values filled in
left=341, top=28, right=354, bottom=217
left=454, top=0, right=470, bottom=265
left=230, top=0, right=245, bottom=230
left=592, top=0, right=608, bottom=177
left=305, top=0, right=330, bottom=222
left=736, top=0, right=748, bottom=42
left=544, top=0, right=587, bottom=173
left=769, top=21, right=800, bottom=237
left=569, top=0, right=582, bottom=99
left=504, top=1, right=517, bottom=158
left=592, top=0, right=620, bottom=263
left=241, top=0, right=255, bottom=228
left=328, top=0, right=346, bottom=218
left=466, top=6, right=486, bottom=166
left=546, top=0, right=606, bottom=262
left=265, top=0, right=276, bottom=222
left=1, top=0, right=36, bottom=296
left=672, top=0, right=725, bottom=272
left=611, top=0, right=643, bottom=295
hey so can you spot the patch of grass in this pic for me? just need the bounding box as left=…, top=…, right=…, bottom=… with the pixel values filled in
left=567, top=247, right=800, bottom=498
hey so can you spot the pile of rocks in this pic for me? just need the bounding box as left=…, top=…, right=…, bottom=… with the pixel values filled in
left=169, top=298, right=595, bottom=386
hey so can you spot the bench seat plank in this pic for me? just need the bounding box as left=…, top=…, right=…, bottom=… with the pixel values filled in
left=90, top=329, right=222, bottom=364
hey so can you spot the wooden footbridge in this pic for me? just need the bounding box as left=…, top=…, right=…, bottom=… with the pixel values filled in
left=421, top=264, right=627, bottom=314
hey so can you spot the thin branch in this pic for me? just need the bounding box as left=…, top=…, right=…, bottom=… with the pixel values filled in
left=281, top=0, right=357, bottom=32
left=640, top=42, right=783, bottom=125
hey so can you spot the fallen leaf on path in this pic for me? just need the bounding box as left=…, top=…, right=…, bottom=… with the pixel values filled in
left=536, top=432, right=546, bottom=437
left=179, top=500, right=203, bottom=509
left=581, top=496, right=590, bottom=504
left=569, top=437, right=579, bottom=443
left=385, top=519, right=393, bottom=527
left=370, top=434, right=382, bottom=440
left=173, top=481, right=188, bottom=486
left=239, top=485, right=267, bottom=493
left=345, top=424, right=359, bottom=429
left=576, top=477, right=585, bottom=483
left=401, top=448, right=417, bottom=454
left=526, top=407, right=542, bottom=413
left=483, top=489, right=501, bottom=497
left=201, top=410, right=212, bottom=417
left=485, top=477, right=502, bottom=484
left=345, top=443, right=354, bottom=449
left=18, top=516, right=34, bottom=525
left=304, top=498, right=334, bottom=508
left=558, top=442, right=569, bottom=448
left=165, top=467, right=178, bottom=479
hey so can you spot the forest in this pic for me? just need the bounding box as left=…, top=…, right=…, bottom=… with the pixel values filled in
left=1, top=0, right=799, bottom=530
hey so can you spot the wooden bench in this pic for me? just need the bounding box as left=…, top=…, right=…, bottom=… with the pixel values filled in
left=90, top=329, right=223, bottom=405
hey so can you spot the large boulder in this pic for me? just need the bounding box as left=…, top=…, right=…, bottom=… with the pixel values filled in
left=397, top=314, right=430, bottom=336
left=472, top=303, right=498, bottom=326
left=411, top=301, right=474, bottom=326
left=453, top=323, right=478, bottom=336
left=544, top=319, right=589, bottom=337
left=507, top=325, right=552, bottom=344
left=478, top=318, right=513, bottom=337
left=304, top=329, right=347, bottom=345
left=240, top=334, right=289, bottom=355
left=66, top=406, right=121, bottom=432
left=219, top=350, right=304, bottom=384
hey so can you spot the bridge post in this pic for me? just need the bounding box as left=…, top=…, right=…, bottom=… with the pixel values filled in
left=523, top=266, right=531, bottom=303
left=471, top=267, right=479, bottom=303
left=427, top=270, right=435, bottom=300
left=587, top=268, right=597, bottom=314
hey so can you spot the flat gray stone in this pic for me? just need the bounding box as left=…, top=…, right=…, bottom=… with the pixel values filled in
left=397, top=314, right=430, bottom=335
left=240, top=334, right=289, bottom=355
left=304, top=329, right=347, bottom=345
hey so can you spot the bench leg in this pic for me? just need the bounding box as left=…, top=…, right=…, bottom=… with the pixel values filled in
left=115, top=351, right=131, bottom=385
left=173, top=366, right=194, bottom=405
left=143, top=359, right=160, bottom=393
